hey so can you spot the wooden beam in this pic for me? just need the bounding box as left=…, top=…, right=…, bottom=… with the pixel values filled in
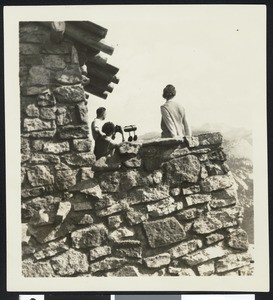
left=87, top=65, right=119, bottom=84
left=66, top=21, right=108, bottom=39
left=88, top=81, right=114, bottom=93
left=87, top=53, right=108, bottom=64
left=85, top=86, right=108, bottom=99
left=86, top=61, right=119, bottom=76
left=65, top=23, right=114, bottom=55
left=40, top=22, right=113, bottom=55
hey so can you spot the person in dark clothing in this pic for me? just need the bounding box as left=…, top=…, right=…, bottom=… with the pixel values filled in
left=94, top=122, right=117, bottom=160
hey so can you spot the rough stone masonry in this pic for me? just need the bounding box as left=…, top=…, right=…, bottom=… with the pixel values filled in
left=20, top=22, right=254, bottom=277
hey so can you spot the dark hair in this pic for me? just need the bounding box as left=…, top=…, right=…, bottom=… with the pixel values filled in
left=163, top=84, right=176, bottom=100
left=96, top=107, right=106, bottom=118
left=102, top=122, right=115, bottom=136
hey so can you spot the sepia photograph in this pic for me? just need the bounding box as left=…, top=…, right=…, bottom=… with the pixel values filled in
left=4, top=4, right=268, bottom=291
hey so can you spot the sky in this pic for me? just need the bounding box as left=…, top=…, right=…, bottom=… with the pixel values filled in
left=84, top=6, right=265, bottom=136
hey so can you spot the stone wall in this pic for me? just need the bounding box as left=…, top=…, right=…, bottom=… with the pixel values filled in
left=20, top=22, right=253, bottom=278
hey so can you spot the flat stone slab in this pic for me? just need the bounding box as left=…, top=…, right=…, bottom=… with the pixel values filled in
left=71, top=224, right=108, bottom=248
left=143, top=217, right=186, bottom=248
left=181, top=242, right=231, bottom=266
left=215, top=252, right=252, bottom=273
left=201, top=174, right=234, bottom=192
left=144, top=253, right=171, bottom=268
left=50, top=248, right=89, bottom=276
left=90, top=257, right=127, bottom=273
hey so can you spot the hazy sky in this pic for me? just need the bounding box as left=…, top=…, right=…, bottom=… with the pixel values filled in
left=85, top=6, right=265, bottom=136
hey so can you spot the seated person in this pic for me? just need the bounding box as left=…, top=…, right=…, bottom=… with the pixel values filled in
left=94, top=122, right=118, bottom=160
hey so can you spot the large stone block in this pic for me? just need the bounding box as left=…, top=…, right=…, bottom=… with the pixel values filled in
left=201, top=174, right=234, bottom=192
left=120, top=170, right=142, bottom=192
left=164, top=155, right=201, bottom=185
left=70, top=179, right=102, bottom=199
left=25, top=104, right=39, bottom=117
left=93, top=155, right=121, bottom=172
left=227, top=228, right=249, bottom=250
left=115, top=245, right=142, bottom=259
left=147, top=197, right=183, bottom=217
left=34, top=237, right=69, bottom=260
left=72, top=139, right=92, bottom=152
left=168, top=266, right=196, bottom=276
left=43, top=141, right=69, bottom=154
left=55, top=65, right=82, bottom=84
left=109, top=226, right=135, bottom=242
left=53, top=85, right=85, bottom=103
left=21, top=187, right=45, bottom=199
left=108, top=215, right=123, bottom=229
left=23, top=118, right=55, bottom=132
left=185, top=193, right=211, bottom=206
left=97, top=171, right=121, bottom=193
left=205, top=233, right=225, bottom=245
left=144, top=253, right=171, bottom=268
left=126, top=208, right=148, bottom=225
left=123, top=156, right=142, bottom=168
left=56, top=107, right=72, bottom=126
left=27, top=165, right=54, bottom=187
left=51, top=248, right=89, bottom=276
left=37, top=92, right=56, bottom=107
left=21, top=86, right=49, bottom=96
left=176, top=208, right=202, bottom=221
left=198, top=132, right=222, bottom=146
left=210, top=186, right=237, bottom=208
left=27, top=65, right=51, bottom=86
left=40, top=107, right=57, bottom=120
left=44, top=55, right=66, bottom=69
left=208, top=206, right=244, bottom=228
left=182, top=185, right=201, bottom=195
left=197, top=261, right=215, bottom=276
left=192, top=216, right=223, bottom=234
left=181, top=242, right=231, bottom=266
left=63, top=152, right=95, bottom=167
left=143, top=217, right=186, bottom=248
left=72, top=194, right=93, bottom=211
left=119, top=143, right=141, bottom=155
left=41, top=42, right=71, bottom=54
left=90, top=257, right=127, bottom=273
left=21, top=129, right=56, bottom=139
left=22, top=258, right=55, bottom=277
left=29, top=154, right=61, bottom=165
left=107, top=266, right=140, bottom=277
left=20, top=43, right=41, bottom=55
left=90, top=246, right=112, bottom=261
left=215, top=252, right=252, bottom=273
left=58, top=125, right=89, bottom=139
left=169, top=239, right=203, bottom=258
left=71, top=224, right=108, bottom=249
left=128, top=185, right=170, bottom=205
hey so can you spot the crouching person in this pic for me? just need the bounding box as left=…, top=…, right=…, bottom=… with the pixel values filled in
left=94, top=122, right=118, bottom=160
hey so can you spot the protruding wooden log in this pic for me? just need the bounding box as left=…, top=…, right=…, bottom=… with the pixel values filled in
left=86, top=61, right=119, bottom=76
left=65, top=23, right=114, bottom=55
left=41, top=22, right=113, bottom=55
left=87, top=53, right=108, bottom=64
left=88, top=81, right=114, bottom=93
left=85, top=86, right=108, bottom=99
left=87, top=65, right=119, bottom=84
left=67, top=21, right=108, bottom=39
